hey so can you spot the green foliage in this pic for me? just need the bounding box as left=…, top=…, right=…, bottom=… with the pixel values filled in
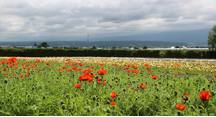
left=0, top=49, right=216, bottom=58
left=208, top=25, right=216, bottom=51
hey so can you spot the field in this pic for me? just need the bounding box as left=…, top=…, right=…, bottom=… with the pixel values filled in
left=0, top=57, right=216, bottom=116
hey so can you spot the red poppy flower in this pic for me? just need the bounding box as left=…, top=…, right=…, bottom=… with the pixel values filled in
left=114, top=64, right=117, bottom=66
left=91, top=66, right=94, bottom=69
left=98, top=70, right=107, bottom=75
left=46, top=63, right=49, bottom=65
left=110, top=102, right=116, bottom=105
left=125, top=67, right=129, bottom=69
left=176, top=103, right=186, bottom=111
left=20, top=75, right=23, bottom=78
left=214, top=74, right=216, bottom=77
left=103, top=82, right=106, bottom=85
left=174, top=73, right=178, bottom=76
left=110, top=92, right=117, bottom=98
left=58, top=69, right=63, bottom=73
left=98, top=80, right=101, bottom=85
left=62, top=66, right=66, bottom=69
left=184, top=94, right=190, bottom=98
left=74, top=84, right=82, bottom=88
left=145, top=63, right=149, bottom=66
left=88, top=78, right=93, bottom=82
left=199, top=91, right=211, bottom=101
left=101, top=67, right=104, bottom=70
left=140, top=83, right=147, bottom=89
left=151, top=75, right=157, bottom=79
left=8, top=64, right=12, bottom=68
left=1, top=60, right=6, bottom=65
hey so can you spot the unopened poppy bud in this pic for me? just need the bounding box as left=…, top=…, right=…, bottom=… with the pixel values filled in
left=157, top=88, right=159, bottom=91
left=155, top=84, right=157, bottom=86
left=9, top=92, right=11, bottom=96
left=158, top=81, right=162, bottom=84
left=92, top=95, right=97, bottom=100
left=32, top=86, right=35, bottom=90
left=155, top=95, right=159, bottom=99
left=106, top=108, right=111, bottom=113
left=166, top=97, right=170, bottom=100
left=110, top=85, right=112, bottom=88
left=116, top=80, right=118, bottom=83
left=28, top=94, right=30, bottom=97
left=208, top=84, right=210, bottom=88
left=133, top=80, right=136, bottom=83
left=177, top=111, right=181, bottom=116
left=170, top=85, right=172, bottom=88
left=123, top=88, right=126, bottom=92
left=174, top=90, right=177, bottom=96
left=60, top=100, right=64, bottom=104
left=4, top=79, right=8, bottom=84
left=25, top=103, right=28, bottom=106
left=199, top=109, right=203, bottom=114
left=2, top=101, right=4, bottom=105
left=39, top=85, right=42, bottom=89
left=145, top=81, right=148, bottom=84
left=66, top=94, right=70, bottom=98
left=85, top=106, right=90, bottom=112
left=202, top=87, right=205, bottom=91
left=61, top=104, right=66, bottom=110
left=74, top=92, right=78, bottom=97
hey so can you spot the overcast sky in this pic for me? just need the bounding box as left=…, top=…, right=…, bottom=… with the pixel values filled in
left=0, top=0, right=216, bottom=41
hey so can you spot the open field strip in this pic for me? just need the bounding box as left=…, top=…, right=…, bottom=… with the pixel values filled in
left=0, top=57, right=216, bottom=116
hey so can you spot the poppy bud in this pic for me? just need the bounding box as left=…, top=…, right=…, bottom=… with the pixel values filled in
left=158, top=81, right=162, bottom=84
left=1, top=101, right=4, bottom=105
left=177, top=111, right=181, bottom=116
left=166, top=97, right=170, bottom=100
left=7, top=98, right=10, bottom=102
left=43, top=96, right=46, bottom=99
left=133, top=80, right=136, bottom=83
left=156, top=88, right=159, bottom=91
left=116, top=80, right=118, bottom=83
left=92, top=95, right=97, bottom=100
left=202, top=87, right=205, bottom=91
left=61, top=104, right=66, bottom=110
left=123, top=88, right=126, bottom=92
left=32, top=86, right=35, bottom=90
left=28, top=94, right=30, bottom=97
left=66, top=94, right=70, bottom=98
left=207, top=84, right=210, bottom=88
left=110, top=84, right=112, bottom=88
left=74, top=92, right=78, bottom=97
left=155, top=95, right=158, bottom=99
left=60, top=100, right=64, bottom=104
left=183, top=97, right=188, bottom=101
left=4, top=79, right=8, bottom=84
left=39, top=85, right=42, bottom=89
left=9, top=92, right=11, bottom=96
left=25, top=103, right=28, bottom=106
left=124, top=83, right=126, bottom=85
left=106, top=108, right=111, bottom=113
left=85, top=106, right=90, bottom=112
left=174, top=90, right=177, bottom=96
left=170, top=85, right=172, bottom=88
left=199, top=109, right=203, bottom=114
left=198, top=89, right=200, bottom=92
left=155, top=84, right=157, bottom=86
left=145, top=81, right=148, bottom=84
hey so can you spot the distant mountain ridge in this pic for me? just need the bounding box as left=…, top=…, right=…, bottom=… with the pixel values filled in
left=0, top=41, right=189, bottom=48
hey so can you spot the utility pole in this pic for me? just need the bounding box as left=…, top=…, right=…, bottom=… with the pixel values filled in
left=87, top=34, right=90, bottom=49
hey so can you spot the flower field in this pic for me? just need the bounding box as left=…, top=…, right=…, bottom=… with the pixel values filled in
left=0, top=57, right=216, bottom=116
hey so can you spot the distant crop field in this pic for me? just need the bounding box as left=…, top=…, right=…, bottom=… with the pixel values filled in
left=0, top=57, right=216, bottom=116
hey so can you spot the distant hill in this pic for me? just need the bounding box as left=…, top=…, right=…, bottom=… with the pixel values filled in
left=0, top=41, right=189, bottom=48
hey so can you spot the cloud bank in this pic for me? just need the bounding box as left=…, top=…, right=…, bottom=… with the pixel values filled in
left=0, top=0, right=216, bottom=41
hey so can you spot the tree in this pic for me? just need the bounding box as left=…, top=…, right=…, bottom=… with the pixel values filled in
left=93, top=45, right=97, bottom=49
left=208, top=25, right=216, bottom=51
left=38, top=42, right=50, bottom=48
left=143, top=46, right=147, bottom=49
left=34, top=42, right=37, bottom=46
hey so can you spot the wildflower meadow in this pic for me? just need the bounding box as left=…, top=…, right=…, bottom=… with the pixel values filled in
left=0, top=57, right=216, bottom=116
